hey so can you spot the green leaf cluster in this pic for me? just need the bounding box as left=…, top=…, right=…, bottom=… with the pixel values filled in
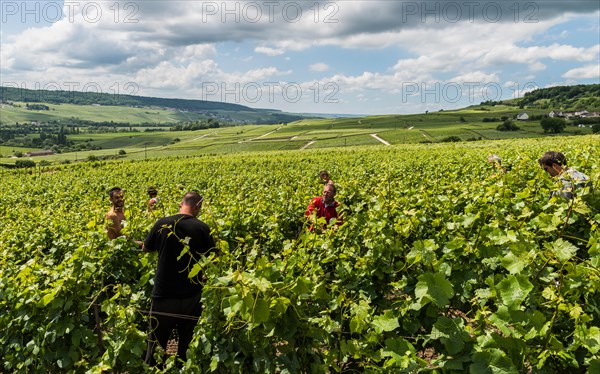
left=0, top=136, right=598, bottom=372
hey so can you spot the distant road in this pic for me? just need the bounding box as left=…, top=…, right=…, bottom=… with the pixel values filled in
left=238, top=127, right=282, bottom=143
left=370, top=133, right=390, bottom=145
left=301, top=140, right=316, bottom=150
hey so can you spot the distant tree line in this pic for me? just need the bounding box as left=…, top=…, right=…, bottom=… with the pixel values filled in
left=171, top=119, right=220, bottom=131
left=1, top=125, right=72, bottom=152
left=518, top=84, right=600, bottom=110
left=0, top=86, right=253, bottom=112
left=25, top=103, right=49, bottom=110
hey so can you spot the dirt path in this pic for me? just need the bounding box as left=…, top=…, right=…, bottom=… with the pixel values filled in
left=238, top=127, right=282, bottom=143
left=370, top=133, right=391, bottom=145
left=300, top=140, right=316, bottom=150
left=419, top=130, right=435, bottom=141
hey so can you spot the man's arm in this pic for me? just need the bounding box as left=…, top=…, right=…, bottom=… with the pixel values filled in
left=305, top=199, right=315, bottom=217
left=142, top=223, right=158, bottom=252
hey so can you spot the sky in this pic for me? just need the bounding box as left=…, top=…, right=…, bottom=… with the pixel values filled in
left=1, top=0, right=599, bottom=115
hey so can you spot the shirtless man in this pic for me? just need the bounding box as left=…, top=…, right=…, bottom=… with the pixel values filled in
left=105, top=187, right=125, bottom=240
left=319, top=170, right=335, bottom=186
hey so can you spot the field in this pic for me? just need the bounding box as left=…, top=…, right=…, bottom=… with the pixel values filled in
left=0, top=102, right=193, bottom=125
left=0, top=145, right=37, bottom=157
left=1, top=103, right=596, bottom=164
left=0, top=135, right=598, bottom=372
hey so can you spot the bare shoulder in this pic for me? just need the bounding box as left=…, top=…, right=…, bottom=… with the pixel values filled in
left=105, top=209, right=125, bottom=223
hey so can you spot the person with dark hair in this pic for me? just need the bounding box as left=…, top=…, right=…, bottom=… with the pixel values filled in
left=105, top=187, right=125, bottom=240
left=305, top=183, right=341, bottom=231
left=319, top=170, right=334, bottom=185
left=538, top=151, right=592, bottom=200
left=142, top=191, right=216, bottom=367
left=147, top=186, right=159, bottom=211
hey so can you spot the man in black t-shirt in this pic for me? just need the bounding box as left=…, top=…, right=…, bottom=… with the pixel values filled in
left=142, top=191, right=215, bottom=366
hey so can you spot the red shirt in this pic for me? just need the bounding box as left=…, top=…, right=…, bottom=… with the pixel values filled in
left=305, top=196, right=340, bottom=225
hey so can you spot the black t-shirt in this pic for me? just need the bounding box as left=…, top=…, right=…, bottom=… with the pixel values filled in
left=144, top=214, right=215, bottom=298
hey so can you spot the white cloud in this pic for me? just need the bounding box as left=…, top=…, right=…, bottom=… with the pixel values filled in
left=255, top=46, right=285, bottom=56
left=356, top=94, right=368, bottom=102
left=134, top=60, right=220, bottom=89
left=1, top=1, right=598, bottom=114
left=563, top=64, right=600, bottom=79
left=310, top=63, right=329, bottom=72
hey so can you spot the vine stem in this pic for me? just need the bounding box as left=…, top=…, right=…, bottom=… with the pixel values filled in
left=558, top=198, right=575, bottom=239
left=542, top=263, right=565, bottom=351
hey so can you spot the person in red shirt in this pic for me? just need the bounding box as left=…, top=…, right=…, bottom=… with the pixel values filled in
left=305, top=184, right=341, bottom=231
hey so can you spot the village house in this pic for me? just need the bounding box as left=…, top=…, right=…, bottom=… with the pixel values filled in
left=516, top=112, right=529, bottom=120
left=548, top=110, right=600, bottom=119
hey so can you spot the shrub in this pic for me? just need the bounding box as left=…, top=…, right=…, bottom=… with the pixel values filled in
left=497, top=120, right=520, bottom=131
left=440, top=136, right=461, bottom=142
left=15, top=160, right=35, bottom=168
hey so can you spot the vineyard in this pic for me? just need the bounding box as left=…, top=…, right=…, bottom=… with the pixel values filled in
left=0, top=136, right=599, bottom=373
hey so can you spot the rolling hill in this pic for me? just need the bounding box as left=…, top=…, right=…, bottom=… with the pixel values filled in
left=0, top=86, right=311, bottom=125
left=0, top=84, right=598, bottom=165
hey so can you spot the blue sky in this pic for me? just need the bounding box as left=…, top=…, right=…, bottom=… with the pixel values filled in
left=1, top=1, right=599, bottom=115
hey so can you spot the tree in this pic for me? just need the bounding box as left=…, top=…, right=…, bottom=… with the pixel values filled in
left=440, top=136, right=461, bottom=142
left=540, top=117, right=566, bottom=133
left=497, top=120, right=520, bottom=131
left=57, top=126, right=67, bottom=145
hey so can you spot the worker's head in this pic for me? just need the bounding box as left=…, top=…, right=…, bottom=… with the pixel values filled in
left=180, top=191, right=203, bottom=217
left=538, top=151, right=566, bottom=177
left=108, top=187, right=124, bottom=208
left=322, top=184, right=336, bottom=204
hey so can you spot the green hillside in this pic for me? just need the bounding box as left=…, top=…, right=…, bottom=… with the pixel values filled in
left=1, top=106, right=596, bottom=163
left=2, top=84, right=597, bottom=128
left=508, top=84, right=600, bottom=110
left=0, top=87, right=309, bottom=125
left=0, top=85, right=253, bottom=111
left=1, top=84, right=598, bottom=163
